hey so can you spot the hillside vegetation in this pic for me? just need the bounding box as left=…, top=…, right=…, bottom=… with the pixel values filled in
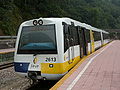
left=0, top=0, right=120, bottom=35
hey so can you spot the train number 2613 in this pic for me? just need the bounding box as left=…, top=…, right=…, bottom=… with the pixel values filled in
left=45, top=57, right=56, bottom=62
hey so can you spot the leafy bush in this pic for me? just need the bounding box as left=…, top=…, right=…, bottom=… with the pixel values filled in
left=0, top=0, right=120, bottom=35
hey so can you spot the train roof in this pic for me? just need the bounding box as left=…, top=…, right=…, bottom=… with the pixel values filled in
left=21, top=17, right=109, bottom=34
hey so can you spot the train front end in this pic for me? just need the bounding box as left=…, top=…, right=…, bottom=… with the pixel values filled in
left=14, top=18, right=64, bottom=81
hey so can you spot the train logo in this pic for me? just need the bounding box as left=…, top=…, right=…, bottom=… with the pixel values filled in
left=33, top=57, right=38, bottom=64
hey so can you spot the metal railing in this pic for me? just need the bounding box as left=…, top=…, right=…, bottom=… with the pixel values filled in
left=0, top=36, right=17, bottom=39
left=0, top=36, right=16, bottom=49
left=0, top=36, right=16, bottom=62
left=0, top=49, right=15, bottom=63
left=0, top=52, right=14, bottom=62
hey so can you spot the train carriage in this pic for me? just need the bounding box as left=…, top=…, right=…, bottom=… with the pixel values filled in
left=14, top=18, right=110, bottom=81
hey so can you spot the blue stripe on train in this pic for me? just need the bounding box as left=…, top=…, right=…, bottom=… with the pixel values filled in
left=14, top=62, right=29, bottom=73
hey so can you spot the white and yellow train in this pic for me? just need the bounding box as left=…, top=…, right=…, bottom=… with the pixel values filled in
left=14, top=18, right=110, bottom=81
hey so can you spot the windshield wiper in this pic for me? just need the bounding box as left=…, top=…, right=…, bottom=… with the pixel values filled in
left=33, top=53, right=38, bottom=56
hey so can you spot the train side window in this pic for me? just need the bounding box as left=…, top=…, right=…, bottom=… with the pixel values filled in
left=68, top=25, right=79, bottom=46
left=73, top=26, right=79, bottom=45
left=63, top=23, right=81, bottom=52
left=77, top=27, right=83, bottom=45
left=76, top=26, right=80, bottom=45
left=81, top=27, right=87, bottom=44
left=63, top=24, right=70, bottom=52
left=94, top=31, right=101, bottom=41
left=103, top=33, right=109, bottom=40
left=85, top=29, right=90, bottom=43
left=68, top=25, right=74, bottom=46
left=64, top=25, right=69, bottom=35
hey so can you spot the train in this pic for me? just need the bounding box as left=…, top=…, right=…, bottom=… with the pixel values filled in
left=14, top=18, right=110, bottom=82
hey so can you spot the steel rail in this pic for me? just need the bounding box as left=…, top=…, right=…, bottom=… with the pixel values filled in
left=0, top=62, right=14, bottom=70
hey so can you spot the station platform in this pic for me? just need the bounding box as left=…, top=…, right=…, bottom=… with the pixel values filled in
left=51, top=40, right=120, bottom=90
left=0, top=48, right=15, bottom=54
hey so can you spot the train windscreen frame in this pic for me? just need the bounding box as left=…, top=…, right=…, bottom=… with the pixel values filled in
left=17, top=24, right=57, bottom=54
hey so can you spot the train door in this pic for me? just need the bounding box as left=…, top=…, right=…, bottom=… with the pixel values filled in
left=78, top=27, right=88, bottom=57
left=82, top=28, right=88, bottom=55
left=90, top=30, right=95, bottom=52
left=77, top=26, right=83, bottom=58
left=63, top=22, right=74, bottom=64
left=68, top=25, right=75, bottom=64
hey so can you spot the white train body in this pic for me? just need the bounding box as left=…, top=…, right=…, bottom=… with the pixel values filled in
left=14, top=18, right=110, bottom=80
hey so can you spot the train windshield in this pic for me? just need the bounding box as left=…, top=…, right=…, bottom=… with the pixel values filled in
left=17, top=24, right=57, bottom=54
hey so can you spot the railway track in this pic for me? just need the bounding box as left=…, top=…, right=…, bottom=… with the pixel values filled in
left=0, top=62, right=14, bottom=70
left=26, top=80, right=58, bottom=90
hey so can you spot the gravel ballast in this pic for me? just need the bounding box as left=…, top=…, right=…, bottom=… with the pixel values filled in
left=0, top=67, right=30, bottom=90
